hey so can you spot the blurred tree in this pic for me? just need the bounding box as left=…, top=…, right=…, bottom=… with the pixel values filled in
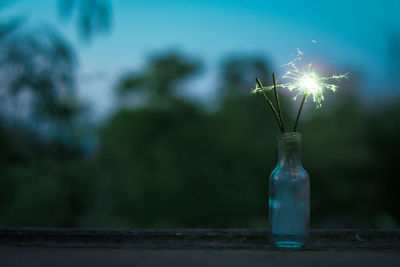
left=0, top=26, right=82, bottom=143
left=220, top=55, right=271, bottom=96
left=90, top=52, right=203, bottom=226
left=0, top=7, right=91, bottom=227
left=117, top=52, right=200, bottom=107
left=365, top=94, right=400, bottom=228
left=388, top=32, right=400, bottom=94
left=0, top=16, right=25, bottom=40
left=58, top=0, right=112, bottom=41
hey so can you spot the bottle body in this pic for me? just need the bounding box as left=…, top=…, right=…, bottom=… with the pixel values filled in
left=268, top=132, right=309, bottom=250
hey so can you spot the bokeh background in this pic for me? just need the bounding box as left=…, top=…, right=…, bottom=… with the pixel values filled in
left=0, top=0, right=399, bottom=228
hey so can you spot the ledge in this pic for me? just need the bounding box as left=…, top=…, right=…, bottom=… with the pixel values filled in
left=0, top=228, right=399, bottom=250
left=1, top=229, right=399, bottom=267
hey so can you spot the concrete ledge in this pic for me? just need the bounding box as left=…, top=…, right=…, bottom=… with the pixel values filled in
left=1, top=229, right=400, bottom=267
left=0, top=228, right=399, bottom=250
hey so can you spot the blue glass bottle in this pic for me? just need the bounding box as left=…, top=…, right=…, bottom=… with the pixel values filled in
left=269, top=132, right=310, bottom=250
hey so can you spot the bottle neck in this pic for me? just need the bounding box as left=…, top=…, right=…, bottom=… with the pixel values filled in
left=278, top=145, right=301, bottom=167
left=277, top=132, right=302, bottom=167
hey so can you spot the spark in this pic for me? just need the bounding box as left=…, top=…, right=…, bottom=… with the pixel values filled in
left=279, top=62, right=348, bottom=108
left=297, top=48, right=304, bottom=56
left=252, top=50, right=348, bottom=108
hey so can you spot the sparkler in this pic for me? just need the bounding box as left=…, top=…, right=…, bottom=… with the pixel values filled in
left=252, top=49, right=348, bottom=132
left=255, top=78, right=284, bottom=133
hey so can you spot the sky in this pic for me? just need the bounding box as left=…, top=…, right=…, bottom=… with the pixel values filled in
left=3, top=0, right=400, bottom=119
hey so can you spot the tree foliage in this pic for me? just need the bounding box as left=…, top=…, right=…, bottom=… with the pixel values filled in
left=58, top=0, right=112, bottom=41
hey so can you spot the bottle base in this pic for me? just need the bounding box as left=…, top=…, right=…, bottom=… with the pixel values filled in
left=270, top=235, right=308, bottom=250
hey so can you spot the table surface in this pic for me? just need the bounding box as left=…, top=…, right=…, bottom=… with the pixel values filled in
left=0, top=228, right=399, bottom=266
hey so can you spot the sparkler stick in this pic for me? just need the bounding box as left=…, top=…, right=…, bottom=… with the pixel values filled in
left=255, top=78, right=284, bottom=133
left=293, top=91, right=307, bottom=132
left=272, top=73, right=285, bottom=132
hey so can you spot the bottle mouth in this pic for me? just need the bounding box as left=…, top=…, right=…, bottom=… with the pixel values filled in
left=278, top=132, right=302, bottom=146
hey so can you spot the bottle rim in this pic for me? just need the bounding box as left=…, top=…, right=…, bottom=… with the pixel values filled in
left=278, top=132, right=302, bottom=145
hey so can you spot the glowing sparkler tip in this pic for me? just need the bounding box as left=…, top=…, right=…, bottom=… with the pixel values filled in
left=299, top=72, right=320, bottom=93
left=250, top=50, right=348, bottom=108
left=272, top=52, right=348, bottom=108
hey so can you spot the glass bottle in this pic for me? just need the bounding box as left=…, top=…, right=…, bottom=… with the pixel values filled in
left=268, top=132, right=310, bottom=250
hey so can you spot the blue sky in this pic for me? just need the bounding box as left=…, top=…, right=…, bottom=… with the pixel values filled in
left=3, top=0, right=400, bottom=119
